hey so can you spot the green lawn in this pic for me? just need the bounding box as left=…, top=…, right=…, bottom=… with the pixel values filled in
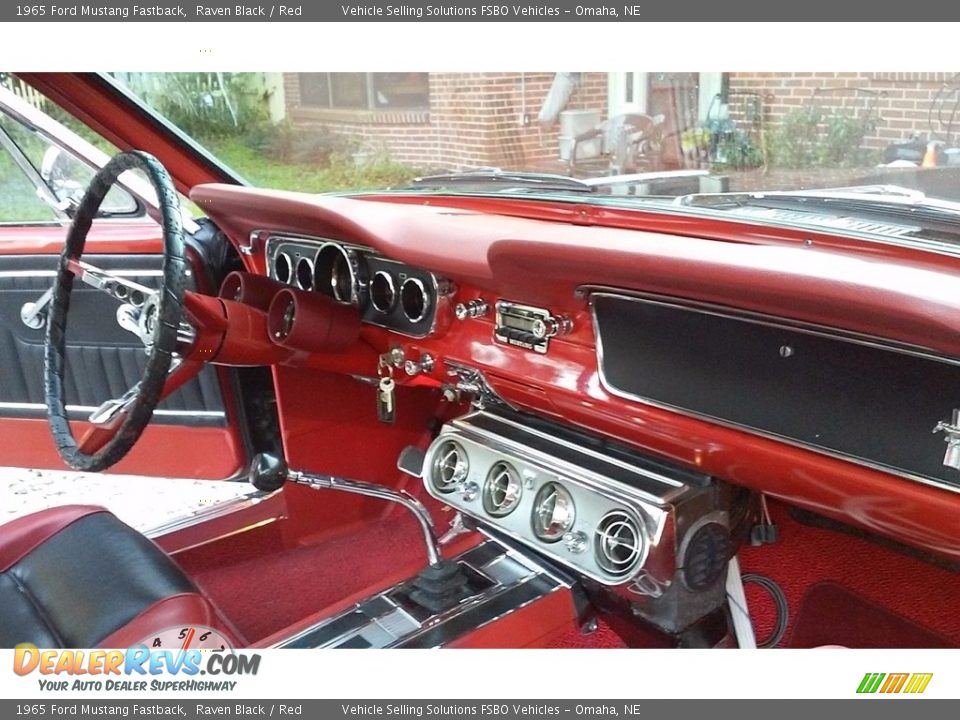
left=202, top=138, right=423, bottom=194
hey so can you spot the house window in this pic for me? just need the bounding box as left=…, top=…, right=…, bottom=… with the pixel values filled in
left=298, top=73, right=429, bottom=110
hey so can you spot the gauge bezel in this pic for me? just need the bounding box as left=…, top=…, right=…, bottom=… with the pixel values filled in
left=531, top=481, right=576, bottom=543
left=482, top=461, right=523, bottom=517
left=430, top=439, right=469, bottom=494
left=400, top=277, right=430, bottom=323
left=294, top=254, right=314, bottom=291
left=315, top=242, right=366, bottom=305
left=370, top=270, right=397, bottom=314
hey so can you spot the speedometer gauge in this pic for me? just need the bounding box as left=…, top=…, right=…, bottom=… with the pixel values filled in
left=531, top=481, right=576, bottom=542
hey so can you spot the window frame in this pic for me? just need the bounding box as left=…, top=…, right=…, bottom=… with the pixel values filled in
left=298, top=72, right=430, bottom=112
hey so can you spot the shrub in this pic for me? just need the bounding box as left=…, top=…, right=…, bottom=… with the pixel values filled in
left=769, top=105, right=877, bottom=169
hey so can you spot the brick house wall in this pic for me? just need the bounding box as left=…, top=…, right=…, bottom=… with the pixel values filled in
left=285, top=72, right=608, bottom=171
left=728, top=72, right=960, bottom=149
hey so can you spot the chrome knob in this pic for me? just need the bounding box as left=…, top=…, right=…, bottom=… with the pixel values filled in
left=455, top=299, right=489, bottom=320
left=531, top=315, right=573, bottom=340
left=563, top=530, right=588, bottom=554
left=460, top=481, right=480, bottom=502
left=404, top=352, right=435, bottom=376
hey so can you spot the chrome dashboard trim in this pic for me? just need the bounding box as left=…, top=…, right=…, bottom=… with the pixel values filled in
left=264, top=233, right=441, bottom=339
left=588, top=290, right=960, bottom=496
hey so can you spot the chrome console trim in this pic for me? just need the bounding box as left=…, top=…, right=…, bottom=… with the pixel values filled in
left=273, top=539, right=565, bottom=649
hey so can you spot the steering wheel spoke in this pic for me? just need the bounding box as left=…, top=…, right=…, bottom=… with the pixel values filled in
left=78, top=356, right=203, bottom=455
left=64, top=257, right=157, bottom=305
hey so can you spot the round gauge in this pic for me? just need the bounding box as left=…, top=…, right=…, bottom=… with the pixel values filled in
left=142, top=625, right=233, bottom=651
left=482, top=461, right=523, bottom=517
left=531, top=482, right=576, bottom=543
left=295, top=255, right=314, bottom=291
left=431, top=439, right=469, bottom=494
left=370, top=271, right=397, bottom=313
left=273, top=252, right=292, bottom=285
left=400, top=277, right=430, bottom=323
left=315, top=243, right=366, bottom=305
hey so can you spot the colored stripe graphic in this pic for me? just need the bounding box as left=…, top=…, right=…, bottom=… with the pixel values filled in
left=857, top=673, right=885, bottom=693
left=857, top=672, right=932, bottom=694
left=904, top=673, right=933, bottom=694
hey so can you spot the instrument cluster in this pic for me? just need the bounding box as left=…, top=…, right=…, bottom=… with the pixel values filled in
left=266, top=234, right=443, bottom=338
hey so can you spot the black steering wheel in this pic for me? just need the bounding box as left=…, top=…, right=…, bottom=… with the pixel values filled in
left=44, top=151, right=189, bottom=472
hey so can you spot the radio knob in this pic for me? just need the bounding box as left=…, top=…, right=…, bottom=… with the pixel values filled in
left=531, top=315, right=573, bottom=340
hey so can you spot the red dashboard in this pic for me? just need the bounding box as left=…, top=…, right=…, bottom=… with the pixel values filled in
left=191, top=183, right=960, bottom=561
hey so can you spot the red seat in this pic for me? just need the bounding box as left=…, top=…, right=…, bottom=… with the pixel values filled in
left=0, top=505, right=241, bottom=648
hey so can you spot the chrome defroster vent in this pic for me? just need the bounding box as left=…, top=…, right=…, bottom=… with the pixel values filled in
left=595, top=510, right=644, bottom=578
left=431, top=440, right=468, bottom=494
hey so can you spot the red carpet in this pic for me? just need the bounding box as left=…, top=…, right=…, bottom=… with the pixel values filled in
left=788, top=582, right=954, bottom=648
left=183, top=515, right=428, bottom=642
left=740, top=502, right=960, bottom=648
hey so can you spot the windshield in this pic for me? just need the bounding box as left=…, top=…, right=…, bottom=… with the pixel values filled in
left=108, top=72, right=960, bottom=226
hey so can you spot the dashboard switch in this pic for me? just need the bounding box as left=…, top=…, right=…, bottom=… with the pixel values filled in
left=404, top=352, right=435, bottom=376
left=455, top=299, right=489, bottom=320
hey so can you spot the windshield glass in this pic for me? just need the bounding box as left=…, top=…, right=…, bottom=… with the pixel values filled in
left=110, top=72, right=960, bottom=212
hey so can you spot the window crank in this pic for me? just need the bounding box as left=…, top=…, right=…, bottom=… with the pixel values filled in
left=20, top=286, right=54, bottom=330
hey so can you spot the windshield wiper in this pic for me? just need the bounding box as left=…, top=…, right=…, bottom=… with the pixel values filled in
left=407, top=170, right=596, bottom=194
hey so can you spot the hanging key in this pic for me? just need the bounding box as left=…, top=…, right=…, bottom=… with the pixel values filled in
left=377, top=376, right=396, bottom=424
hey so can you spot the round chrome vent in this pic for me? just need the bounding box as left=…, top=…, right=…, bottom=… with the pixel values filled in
left=531, top=482, right=576, bottom=543
left=594, top=510, right=644, bottom=578
left=482, top=461, right=522, bottom=517
left=430, top=440, right=468, bottom=494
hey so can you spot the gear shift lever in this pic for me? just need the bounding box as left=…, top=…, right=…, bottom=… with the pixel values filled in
left=249, top=452, right=441, bottom=565
left=249, top=452, right=471, bottom=612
